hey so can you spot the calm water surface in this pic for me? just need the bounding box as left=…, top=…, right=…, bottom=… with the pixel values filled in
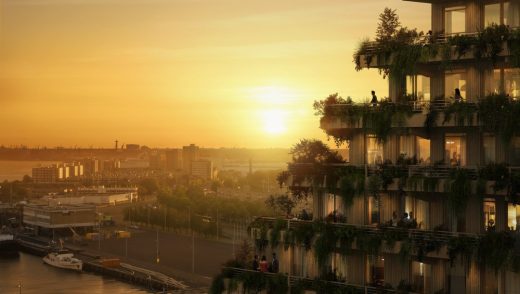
left=0, top=253, right=150, bottom=294
left=0, top=161, right=57, bottom=182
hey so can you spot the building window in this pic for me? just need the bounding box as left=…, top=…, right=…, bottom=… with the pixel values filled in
left=367, top=137, right=383, bottom=165
left=406, top=75, right=431, bottom=101
left=485, top=3, right=502, bottom=26
left=368, top=196, right=380, bottom=225
left=483, top=135, right=496, bottom=163
left=508, top=203, right=520, bottom=230
left=416, top=137, right=431, bottom=165
left=504, top=68, right=520, bottom=98
left=399, top=135, right=415, bottom=159
left=411, top=261, right=431, bottom=294
left=445, top=135, right=466, bottom=166
left=367, top=255, right=385, bottom=287
left=504, top=1, right=520, bottom=27
left=445, top=6, right=466, bottom=34
left=445, top=71, right=467, bottom=100
left=484, top=199, right=496, bottom=231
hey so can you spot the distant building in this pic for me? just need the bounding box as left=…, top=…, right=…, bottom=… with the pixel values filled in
left=23, top=204, right=97, bottom=235
left=126, top=144, right=140, bottom=151
left=100, top=159, right=120, bottom=172
left=82, top=158, right=99, bottom=176
left=149, top=152, right=165, bottom=170
left=165, top=149, right=182, bottom=171
left=47, top=186, right=137, bottom=206
left=32, top=165, right=63, bottom=183
left=182, top=144, right=200, bottom=174
left=190, top=160, right=213, bottom=180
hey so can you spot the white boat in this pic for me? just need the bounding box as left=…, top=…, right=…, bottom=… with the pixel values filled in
left=43, top=252, right=83, bottom=271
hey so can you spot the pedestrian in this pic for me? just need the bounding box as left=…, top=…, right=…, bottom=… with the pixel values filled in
left=371, top=90, right=378, bottom=106
left=252, top=254, right=259, bottom=271
left=259, top=255, right=268, bottom=272
left=271, top=253, right=279, bottom=273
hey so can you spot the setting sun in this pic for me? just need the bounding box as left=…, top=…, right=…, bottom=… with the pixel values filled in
left=261, top=109, right=287, bottom=135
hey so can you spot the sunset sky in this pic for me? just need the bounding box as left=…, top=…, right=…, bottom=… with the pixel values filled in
left=0, top=0, right=430, bottom=148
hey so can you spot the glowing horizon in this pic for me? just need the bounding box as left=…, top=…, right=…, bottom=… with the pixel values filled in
left=0, top=0, right=430, bottom=148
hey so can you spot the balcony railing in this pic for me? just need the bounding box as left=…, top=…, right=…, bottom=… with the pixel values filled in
left=288, top=163, right=480, bottom=180
left=323, top=100, right=475, bottom=116
left=360, top=32, right=482, bottom=56
left=223, top=267, right=419, bottom=294
left=253, top=217, right=479, bottom=246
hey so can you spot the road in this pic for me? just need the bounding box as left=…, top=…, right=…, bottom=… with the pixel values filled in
left=82, top=228, right=238, bottom=288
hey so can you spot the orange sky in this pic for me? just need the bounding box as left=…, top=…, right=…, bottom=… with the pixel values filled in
left=0, top=0, right=430, bottom=148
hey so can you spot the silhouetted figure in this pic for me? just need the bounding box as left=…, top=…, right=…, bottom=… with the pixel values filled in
left=270, top=253, right=279, bottom=273
left=398, top=212, right=409, bottom=227
left=259, top=255, right=268, bottom=272
left=371, top=90, right=378, bottom=106
left=454, top=88, right=463, bottom=102
left=252, top=255, right=259, bottom=271
left=391, top=211, right=398, bottom=227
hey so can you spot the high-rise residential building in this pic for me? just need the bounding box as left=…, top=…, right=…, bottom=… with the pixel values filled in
left=165, top=149, right=183, bottom=171
left=222, top=2, right=520, bottom=293
left=182, top=144, right=200, bottom=174
left=190, top=160, right=213, bottom=180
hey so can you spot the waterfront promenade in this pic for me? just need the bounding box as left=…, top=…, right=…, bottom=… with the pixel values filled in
left=75, top=227, right=236, bottom=291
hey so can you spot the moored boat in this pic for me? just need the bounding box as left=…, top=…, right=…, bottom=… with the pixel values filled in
left=0, top=234, right=20, bottom=258
left=43, top=252, right=83, bottom=271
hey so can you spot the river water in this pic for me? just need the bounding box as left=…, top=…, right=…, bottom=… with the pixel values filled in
left=0, top=252, right=150, bottom=294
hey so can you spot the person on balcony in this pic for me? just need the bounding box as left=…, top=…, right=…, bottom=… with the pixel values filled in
left=259, top=255, right=268, bottom=272
left=371, top=90, right=378, bottom=106
left=270, top=253, right=279, bottom=273
left=454, top=88, right=463, bottom=103
left=391, top=211, right=399, bottom=227
left=252, top=255, right=259, bottom=271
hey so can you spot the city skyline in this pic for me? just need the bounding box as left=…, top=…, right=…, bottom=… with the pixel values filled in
left=0, top=0, right=429, bottom=148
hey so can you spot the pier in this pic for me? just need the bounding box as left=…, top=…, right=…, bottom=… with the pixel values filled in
left=16, top=235, right=192, bottom=293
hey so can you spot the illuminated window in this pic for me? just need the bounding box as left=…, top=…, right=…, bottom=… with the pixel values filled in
left=368, top=196, right=380, bottom=225
left=412, top=261, right=431, bottom=293
left=484, top=200, right=496, bottom=231
left=406, top=75, right=431, bottom=101
left=445, top=135, right=466, bottom=166
left=367, top=137, right=383, bottom=165
left=367, top=255, right=385, bottom=286
left=508, top=203, right=520, bottom=230
left=399, top=135, right=415, bottom=158
left=416, top=137, right=431, bottom=165
left=445, top=71, right=467, bottom=100
left=445, top=6, right=466, bottom=34
left=504, top=1, right=520, bottom=27
left=485, top=3, right=501, bottom=26
left=505, top=68, right=520, bottom=98
left=483, top=135, right=496, bottom=164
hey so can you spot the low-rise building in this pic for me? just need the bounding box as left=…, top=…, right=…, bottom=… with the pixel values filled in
left=23, top=204, right=97, bottom=235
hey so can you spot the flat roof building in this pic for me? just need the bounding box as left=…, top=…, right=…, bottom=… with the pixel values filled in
left=23, top=204, right=96, bottom=230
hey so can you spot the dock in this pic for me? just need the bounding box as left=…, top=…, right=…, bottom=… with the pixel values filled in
left=16, top=235, right=190, bottom=292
